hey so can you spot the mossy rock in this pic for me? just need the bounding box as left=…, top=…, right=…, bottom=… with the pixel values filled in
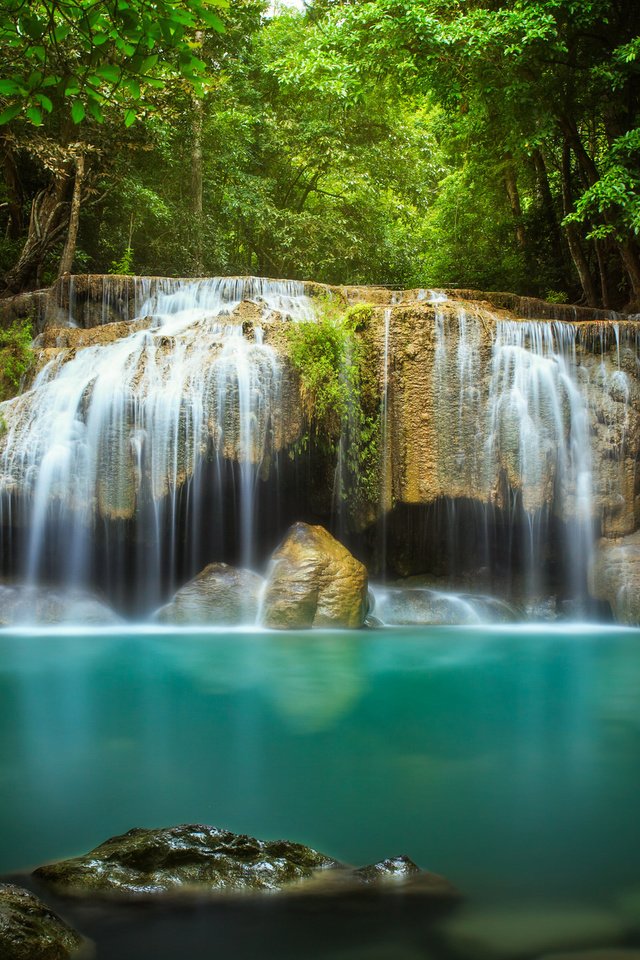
left=33, top=825, right=339, bottom=897
left=33, top=825, right=459, bottom=905
left=0, top=883, right=90, bottom=959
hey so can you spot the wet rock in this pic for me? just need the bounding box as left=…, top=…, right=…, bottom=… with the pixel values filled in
left=261, top=523, right=368, bottom=629
left=372, top=585, right=519, bottom=625
left=0, top=585, right=121, bottom=626
left=589, top=532, right=640, bottom=625
left=33, top=824, right=340, bottom=896
left=33, top=825, right=457, bottom=906
left=152, top=563, right=264, bottom=626
left=441, top=905, right=624, bottom=960
left=0, top=883, right=89, bottom=959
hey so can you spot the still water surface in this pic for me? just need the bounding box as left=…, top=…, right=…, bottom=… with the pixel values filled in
left=0, top=626, right=639, bottom=956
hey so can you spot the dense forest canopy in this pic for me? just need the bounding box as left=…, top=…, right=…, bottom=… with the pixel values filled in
left=0, top=0, right=638, bottom=307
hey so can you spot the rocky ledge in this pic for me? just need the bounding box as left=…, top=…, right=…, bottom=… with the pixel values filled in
left=32, top=824, right=457, bottom=903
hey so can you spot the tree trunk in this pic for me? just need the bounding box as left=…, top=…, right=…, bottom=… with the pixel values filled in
left=58, top=153, right=85, bottom=278
left=532, top=149, right=567, bottom=271
left=561, top=114, right=640, bottom=300
left=2, top=169, right=71, bottom=295
left=594, top=238, right=611, bottom=310
left=619, top=240, right=640, bottom=302
left=504, top=157, right=527, bottom=250
left=191, top=30, right=204, bottom=276
left=1, top=140, right=23, bottom=240
left=560, top=140, right=598, bottom=307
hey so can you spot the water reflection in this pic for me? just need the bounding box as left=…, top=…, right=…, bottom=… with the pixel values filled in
left=0, top=626, right=639, bottom=915
left=262, top=635, right=365, bottom=732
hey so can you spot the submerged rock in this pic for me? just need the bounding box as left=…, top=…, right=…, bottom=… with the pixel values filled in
left=152, top=563, right=264, bottom=626
left=261, top=523, right=369, bottom=629
left=32, top=825, right=457, bottom=904
left=33, top=824, right=339, bottom=896
left=441, top=904, right=624, bottom=960
left=590, top=532, right=640, bottom=625
left=0, top=585, right=121, bottom=627
left=0, top=883, right=89, bottom=959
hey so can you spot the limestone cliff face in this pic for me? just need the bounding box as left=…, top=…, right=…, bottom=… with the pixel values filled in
left=1, top=274, right=639, bottom=563
left=365, top=301, right=640, bottom=538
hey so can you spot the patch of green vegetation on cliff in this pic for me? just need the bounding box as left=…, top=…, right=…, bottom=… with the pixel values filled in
left=285, top=300, right=380, bottom=522
left=0, top=319, right=33, bottom=402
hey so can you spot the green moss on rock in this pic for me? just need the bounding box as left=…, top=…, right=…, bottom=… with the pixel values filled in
left=0, top=883, right=88, bottom=960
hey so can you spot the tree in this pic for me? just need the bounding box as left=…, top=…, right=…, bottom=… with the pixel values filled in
left=287, top=0, right=640, bottom=306
left=0, top=0, right=226, bottom=293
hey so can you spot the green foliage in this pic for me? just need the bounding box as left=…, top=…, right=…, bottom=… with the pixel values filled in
left=545, top=289, right=569, bottom=304
left=0, top=0, right=227, bottom=128
left=286, top=299, right=381, bottom=517
left=286, top=304, right=354, bottom=436
left=566, top=129, right=640, bottom=242
left=109, top=247, right=135, bottom=275
left=0, top=320, right=34, bottom=401
left=3, top=0, right=639, bottom=306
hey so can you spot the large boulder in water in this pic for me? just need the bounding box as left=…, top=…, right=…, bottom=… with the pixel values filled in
left=0, top=585, right=121, bottom=627
left=0, top=883, right=89, bottom=959
left=152, top=563, right=264, bottom=626
left=261, top=523, right=368, bottom=629
left=589, top=531, right=640, bottom=625
left=32, top=824, right=458, bottom=904
left=34, top=824, right=337, bottom=896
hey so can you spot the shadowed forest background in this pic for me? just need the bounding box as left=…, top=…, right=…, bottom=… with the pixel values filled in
left=0, top=0, right=639, bottom=309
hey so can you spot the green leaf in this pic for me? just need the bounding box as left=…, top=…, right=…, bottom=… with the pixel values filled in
left=199, top=10, right=225, bottom=31
left=71, top=100, right=85, bottom=123
left=125, top=78, right=141, bottom=99
left=53, top=22, right=71, bottom=42
left=124, top=108, right=136, bottom=127
left=96, top=64, right=121, bottom=82
left=34, top=93, right=53, bottom=112
left=93, top=33, right=109, bottom=45
left=86, top=101, right=104, bottom=122
left=0, top=79, right=21, bottom=95
left=0, top=103, right=22, bottom=125
left=140, top=54, right=159, bottom=72
left=25, top=105, right=42, bottom=125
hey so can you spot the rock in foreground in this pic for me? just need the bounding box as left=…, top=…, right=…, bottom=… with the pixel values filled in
left=0, top=883, right=88, bottom=959
left=262, top=523, right=368, bottom=629
left=33, top=825, right=457, bottom=903
left=152, top=563, right=264, bottom=625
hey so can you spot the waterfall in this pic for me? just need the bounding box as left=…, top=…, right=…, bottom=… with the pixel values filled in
left=378, top=307, right=392, bottom=574
left=485, top=320, right=595, bottom=605
left=418, top=308, right=637, bottom=608
left=0, top=277, right=314, bottom=612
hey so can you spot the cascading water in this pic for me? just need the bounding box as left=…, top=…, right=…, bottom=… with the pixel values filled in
left=0, top=277, right=313, bottom=613
left=486, top=320, right=595, bottom=605
left=411, top=306, right=635, bottom=611
left=0, top=276, right=636, bottom=622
